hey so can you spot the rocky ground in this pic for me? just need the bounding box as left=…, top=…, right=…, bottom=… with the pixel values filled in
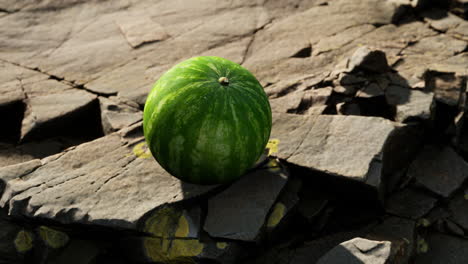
left=0, top=0, right=467, bottom=263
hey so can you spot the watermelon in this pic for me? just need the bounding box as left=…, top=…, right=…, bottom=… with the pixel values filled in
left=143, top=56, right=272, bottom=185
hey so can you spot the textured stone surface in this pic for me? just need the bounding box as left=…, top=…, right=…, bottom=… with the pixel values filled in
left=448, top=188, right=468, bottom=232
left=386, top=188, right=438, bottom=219
left=366, top=217, right=416, bottom=264
left=408, top=145, right=468, bottom=197
left=414, top=233, right=468, bottom=264
left=0, top=0, right=467, bottom=263
left=204, top=160, right=288, bottom=241
left=0, top=125, right=217, bottom=230
left=21, top=89, right=98, bottom=141
left=99, top=96, right=141, bottom=134
left=317, top=237, right=392, bottom=264
left=348, top=46, right=390, bottom=73
left=271, top=114, right=397, bottom=187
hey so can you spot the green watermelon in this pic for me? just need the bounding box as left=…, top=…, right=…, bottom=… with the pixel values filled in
left=143, top=56, right=272, bottom=185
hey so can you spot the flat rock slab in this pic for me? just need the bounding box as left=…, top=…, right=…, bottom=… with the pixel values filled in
left=414, top=233, right=468, bottom=264
left=0, top=124, right=216, bottom=231
left=366, top=217, right=415, bottom=264
left=21, top=89, right=97, bottom=141
left=270, top=113, right=397, bottom=187
left=99, top=96, right=142, bottom=134
left=393, top=89, right=435, bottom=122
left=203, top=162, right=289, bottom=241
left=317, top=237, right=392, bottom=264
left=385, top=188, right=438, bottom=219
left=116, top=13, right=170, bottom=48
left=408, top=145, right=468, bottom=197
left=448, top=189, right=468, bottom=232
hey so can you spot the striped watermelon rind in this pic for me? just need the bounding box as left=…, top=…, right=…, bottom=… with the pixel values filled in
left=143, top=56, right=272, bottom=184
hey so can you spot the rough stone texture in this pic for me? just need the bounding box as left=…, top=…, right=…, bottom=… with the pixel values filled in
left=384, top=82, right=435, bottom=122
left=414, top=232, right=468, bottom=264
left=204, top=160, right=288, bottom=241
left=21, top=89, right=98, bottom=141
left=271, top=113, right=397, bottom=188
left=0, top=0, right=467, bottom=263
left=348, top=46, right=390, bottom=74
left=0, top=124, right=217, bottom=230
left=317, top=237, right=392, bottom=264
left=448, top=188, right=468, bottom=232
left=408, top=145, right=468, bottom=197
left=386, top=188, right=438, bottom=219
left=0, top=137, right=90, bottom=168
left=288, top=226, right=377, bottom=264
left=366, top=217, right=416, bottom=264
left=269, top=87, right=332, bottom=114
left=426, top=71, right=466, bottom=107
left=99, top=96, right=142, bottom=134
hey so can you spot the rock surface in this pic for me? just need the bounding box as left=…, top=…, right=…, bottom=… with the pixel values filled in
left=0, top=0, right=467, bottom=263
left=317, top=237, right=392, bottom=264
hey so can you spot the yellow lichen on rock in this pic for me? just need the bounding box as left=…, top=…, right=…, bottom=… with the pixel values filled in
left=169, top=239, right=204, bottom=261
left=216, top=242, right=227, bottom=249
left=133, top=142, right=152, bottom=159
left=266, top=139, right=280, bottom=156
left=174, top=214, right=190, bottom=238
left=38, top=226, right=69, bottom=249
left=144, top=207, right=180, bottom=237
left=266, top=202, right=286, bottom=228
left=143, top=207, right=204, bottom=263
left=14, top=230, right=34, bottom=253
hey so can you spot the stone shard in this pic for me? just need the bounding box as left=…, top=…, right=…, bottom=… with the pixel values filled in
left=425, top=71, right=465, bottom=107
left=407, top=145, right=468, bottom=197
left=265, top=170, right=301, bottom=236
left=203, top=160, right=289, bottom=241
left=366, top=217, right=415, bottom=264
left=20, top=90, right=98, bottom=141
left=0, top=124, right=217, bottom=231
left=448, top=188, right=468, bottom=232
left=116, top=13, right=170, bottom=48
left=0, top=60, right=37, bottom=107
left=394, top=89, right=435, bottom=122
left=414, top=232, right=468, bottom=264
left=272, top=114, right=396, bottom=187
left=99, top=96, right=142, bottom=134
left=270, top=87, right=332, bottom=114
left=317, top=237, right=392, bottom=264
left=124, top=204, right=242, bottom=264
left=0, top=159, right=42, bottom=195
left=385, top=188, right=438, bottom=219
left=0, top=138, right=88, bottom=168
left=289, top=226, right=376, bottom=264
left=348, top=46, right=390, bottom=73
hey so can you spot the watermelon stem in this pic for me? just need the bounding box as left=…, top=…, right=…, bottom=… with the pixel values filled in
left=218, top=77, right=229, bottom=86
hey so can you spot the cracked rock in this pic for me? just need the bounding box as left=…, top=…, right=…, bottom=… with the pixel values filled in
left=203, top=159, right=289, bottom=241
left=0, top=124, right=217, bottom=231
left=348, top=46, right=390, bottom=74
left=99, top=96, right=142, bottom=134
left=317, top=237, right=392, bottom=264
left=116, top=13, right=170, bottom=48
left=408, top=145, right=468, bottom=197
left=20, top=90, right=98, bottom=141
left=386, top=187, right=438, bottom=219
left=270, top=113, right=404, bottom=193
left=425, top=71, right=465, bottom=107
left=366, top=217, right=415, bottom=264
left=122, top=204, right=242, bottom=264
left=414, top=232, right=468, bottom=264
left=394, top=89, right=435, bottom=122
left=448, top=187, right=468, bottom=232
